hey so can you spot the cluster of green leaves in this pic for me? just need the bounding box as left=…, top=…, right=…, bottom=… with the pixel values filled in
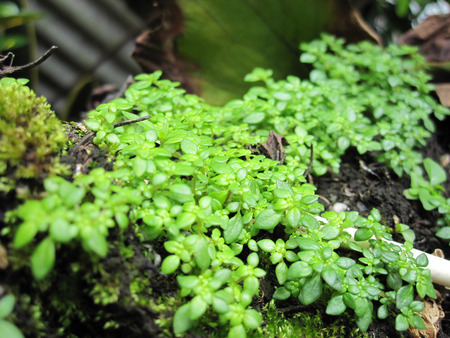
left=8, top=34, right=447, bottom=336
left=236, top=34, right=450, bottom=229
left=257, top=208, right=435, bottom=332
left=9, top=171, right=142, bottom=280
left=0, top=77, right=67, bottom=193
left=404, top=158, right=450, bottom=240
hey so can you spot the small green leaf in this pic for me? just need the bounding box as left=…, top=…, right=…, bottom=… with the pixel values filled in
left=177, top=275, right=200, bottom=289
left=412, top=314, right=426, bottom=330
left=296, top=237, right=320, bottom=251
left=320, top=225, right=340, bottom=240
left=14, top=221, right=39, bottom=248
left=326, top=295, right=346, bottom=315
left=31, top=237, right=55, bottom=280
left=377, top=304, right=388, bottom=319
left=212, top=295, right=229, bottom=313
left=189, top=296, right=208, bottom=320
left=84, top=228, right=108, bottom=257
left=300, top=52, right=317, bottom=63
left=161, top=255, right=180, bottom=274
left=396, top=284, right=413, bottom=310
left=133, top=156, right=147, bottom=177
left=169, top=184, right=194, bottom=203
left=273, top=286, right=291, bottom=300
left=85, top=119, right=100, bottom=131
left=354, top=228, right=373, bottom=241
left=181, top=139, right=198, bottom=154
left=0, top=320, right=24, bottom=338
left=257, top=239, right=276, bottom=252
left=224, top=213, right=243, bottom=244
left=173, top=303, right=196, bottom=334
left=229, top=324, right=246, bottom=337
left=195, top=238, right=211, bottom=271
left=355, top=302, right=373, bottom=332
left=322, top=267, right=337, bottom=287
left=254, top=209, right=282, bottom=231
left=395, top=314, right=409, bottom=331
left=286, top=207, right=301, bottom=227
left=301, top=214, right=319, bottom=229
left=387, top=273, right=402, bottom=290
left=243, top=112, right=265, bottom=124
left=424, top=158, right=446, bottom=186
left=276, top=261, right=288, bottom=285
left=174, top=163, right=196, bottom=176
left=244, top=309, right=262, bottom=329
left=436, top=226, right=450, bottom=239
left=0, top=294, right=15, bottom=318
left=298, top=274, right=322, bottom=305
left=336, top=257, right=356, bottom=269
left=287, top=261, right=313, bottom=280
left=106, top=133, right=120, bottom=144
left=49, top=218, right=75, bottom=243
left=337, top=136, right=350, bottom=151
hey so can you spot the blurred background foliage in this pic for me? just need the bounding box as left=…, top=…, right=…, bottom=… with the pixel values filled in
left=0, top=0, right=448, bottom=117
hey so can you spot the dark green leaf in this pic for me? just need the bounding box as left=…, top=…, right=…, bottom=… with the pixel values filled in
left=354, top=228, right=373, bottom=241
left=396, top=284, right=413, bottom=310
left=298, top=274, right=322, bottom=305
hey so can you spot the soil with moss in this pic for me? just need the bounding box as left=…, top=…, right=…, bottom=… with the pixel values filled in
left=1, top=115, right=450, bottom=337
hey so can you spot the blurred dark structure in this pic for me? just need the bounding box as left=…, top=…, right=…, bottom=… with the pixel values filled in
left=28, top=0, right=144, bottom=118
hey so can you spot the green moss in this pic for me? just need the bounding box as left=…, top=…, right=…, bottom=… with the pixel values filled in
left=0, top=77, right=67, bottom=193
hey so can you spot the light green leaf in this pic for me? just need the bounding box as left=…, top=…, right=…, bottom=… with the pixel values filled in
left=0, top=294, right=15, bottom=318
left=224, top=213, right=243, bottom=244
left=181, top=139, right=199, bottom=154
left=0, top=320, right=24, bottom=338
left=173, top=303, right=196, bottom=334
left=326, top=295, right=346, bottom=315
left=31, top=237, right=55, bottom=280
left=14, top=221, right=39, bottom=248
left=424, top=158, right=446, bottom=186
left=298, top=274, right=322, bottom=305
left=243, top=112, right=265, bottom=124
left=254, top=209, right=282, bottom=231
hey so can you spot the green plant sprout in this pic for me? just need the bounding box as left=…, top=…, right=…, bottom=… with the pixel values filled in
left=5, top=34, right=450, bottom=336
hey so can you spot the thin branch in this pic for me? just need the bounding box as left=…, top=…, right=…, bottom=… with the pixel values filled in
left=70, top=115, right=152, bottom=154
left=0, top=46, right=58, bottom=78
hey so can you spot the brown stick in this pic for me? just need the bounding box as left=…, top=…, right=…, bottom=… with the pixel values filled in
left=0, top=46, right=58, bottom=78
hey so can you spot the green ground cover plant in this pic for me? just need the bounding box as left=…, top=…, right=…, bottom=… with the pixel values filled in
left=3, top=34, right=450, bottom=336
